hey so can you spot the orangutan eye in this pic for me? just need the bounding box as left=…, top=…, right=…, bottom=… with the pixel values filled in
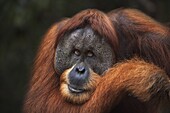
left=73, top=49, right=80, bottom=56
left=86, top=51, right=94, bottom=57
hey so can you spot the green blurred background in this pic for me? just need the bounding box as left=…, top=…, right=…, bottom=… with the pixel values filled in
left=0, top=0, right=170, bottom=113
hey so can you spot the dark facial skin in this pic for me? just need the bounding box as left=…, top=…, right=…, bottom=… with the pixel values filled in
left=55, top=26, right=115, bottom=76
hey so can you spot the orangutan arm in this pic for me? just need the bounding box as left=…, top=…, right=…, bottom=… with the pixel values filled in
left=81, top=59, right=170, bottom=113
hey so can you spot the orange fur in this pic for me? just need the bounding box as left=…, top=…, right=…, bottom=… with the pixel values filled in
left=23, top=9, right=170, bottom=113
left=55, top=9, right=119, bottom=56
left=24, top=57, right=170, bottom=113
left=81, top=59, right=170, bottom=113
left=108, top=8, right=170, bottom=76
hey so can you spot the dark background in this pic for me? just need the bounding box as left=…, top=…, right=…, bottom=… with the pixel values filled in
left=0, top=0, right=170, bottom=113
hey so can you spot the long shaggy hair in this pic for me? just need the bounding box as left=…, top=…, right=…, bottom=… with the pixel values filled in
left=23, top=9, right=170, bottom=113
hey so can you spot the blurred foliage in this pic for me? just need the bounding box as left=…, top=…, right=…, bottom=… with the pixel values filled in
left=0, top=0, right=170, bottom=113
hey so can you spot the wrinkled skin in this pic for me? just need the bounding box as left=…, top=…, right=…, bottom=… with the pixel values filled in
left=55, top=26, right=115, bottom=75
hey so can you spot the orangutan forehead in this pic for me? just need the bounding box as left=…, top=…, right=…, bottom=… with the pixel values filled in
left=71, top=27, right=95, bottom=37
left=67, top=26, right=102, bottom=42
